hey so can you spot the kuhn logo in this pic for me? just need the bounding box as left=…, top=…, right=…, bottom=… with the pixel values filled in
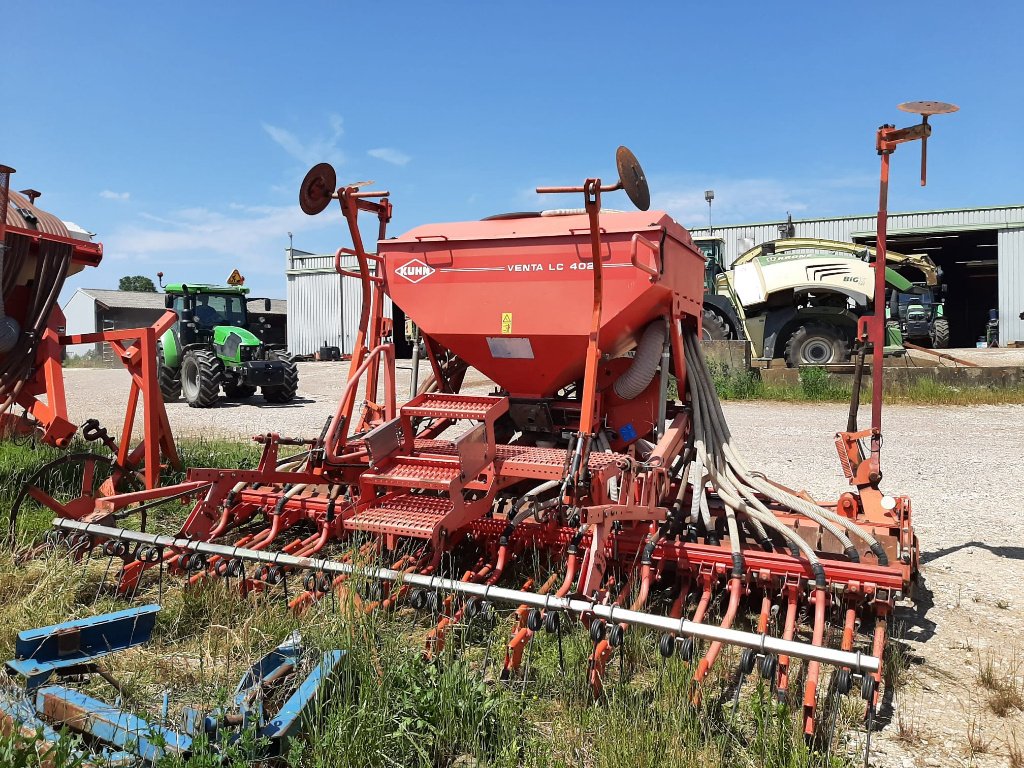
left=395, top=259, right=435, bottom=284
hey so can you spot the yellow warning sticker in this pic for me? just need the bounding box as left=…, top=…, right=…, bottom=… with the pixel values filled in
left=501, top=312, right=513, bottom=334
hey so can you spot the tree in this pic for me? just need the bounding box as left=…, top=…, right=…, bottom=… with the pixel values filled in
left=118, top=275, right=157, bottom=292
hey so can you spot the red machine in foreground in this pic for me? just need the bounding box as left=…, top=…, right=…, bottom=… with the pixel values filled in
left=52, top=126, right=947, bottom=743
left=0, top=165, right=178, bottom=535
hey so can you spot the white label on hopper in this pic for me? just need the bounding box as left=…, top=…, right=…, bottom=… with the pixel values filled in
left=487, top=337, right=535, bottom=359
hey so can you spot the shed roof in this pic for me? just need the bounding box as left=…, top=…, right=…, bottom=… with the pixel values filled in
left=73, top=289, right=286, bottom=315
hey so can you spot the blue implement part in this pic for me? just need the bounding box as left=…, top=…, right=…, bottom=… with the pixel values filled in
left=260, top=650, right=345, bottom=751
left=7, top=605, right=160, bottom=691
left=35, top=685, right=192, bottom=764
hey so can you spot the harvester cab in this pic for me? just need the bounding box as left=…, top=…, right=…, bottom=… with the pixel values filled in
left=157, top=283, right=298, bottom=407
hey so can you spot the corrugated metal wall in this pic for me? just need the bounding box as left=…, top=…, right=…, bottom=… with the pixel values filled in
left=998, top=227, right=1024, bottom=346
left=689, top=205, right=1024, bottom=267
left=286, top=250, right=392, bottom=356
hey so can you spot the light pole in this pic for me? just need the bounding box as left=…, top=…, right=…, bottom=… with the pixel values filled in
left=704, top=189, right=715, bottom=233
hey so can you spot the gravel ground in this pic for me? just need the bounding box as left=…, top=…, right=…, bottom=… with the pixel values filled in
left=60, top=362, right=1024, bottom=766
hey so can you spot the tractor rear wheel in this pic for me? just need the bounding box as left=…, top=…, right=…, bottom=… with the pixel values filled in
left=784, top=323, right=850, bottom=367
left=930, top=318, right=950, bottom=349
left=701, top=308, right=731, bottom=341
left=262, top=352, right=299, bottom=404
left=180, top=349, right=223, bottom=408
left=157, top=354, right=181, bottom=402
left=224, top=383, right=257, bottom=400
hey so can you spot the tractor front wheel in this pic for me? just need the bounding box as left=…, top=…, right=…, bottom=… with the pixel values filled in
left=180, top=349, right=223, bottom=408
left=157, top=355, right=181, bottom=402
left=930, top=318, right=950, bottom=349
left=701, top=309, right=732, bottom=341
left=262, top=352, right=299, bottom=404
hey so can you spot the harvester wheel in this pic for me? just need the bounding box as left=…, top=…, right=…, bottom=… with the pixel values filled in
left=157, top=356, right=181, bottom=401
left=262, top=352, right=299, bottom=404
left=784, top=323, right=850, bottom=367
left=930, top=317, right=950, bottom=348
left=224, top=383, right=257, bottom=400
left=701, top=308, right=731, bottom=341
left=180, top=349, right=223, bottom=408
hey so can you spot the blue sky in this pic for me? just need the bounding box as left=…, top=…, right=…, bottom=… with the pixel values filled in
left=4, top=1, right=1022, bottom=301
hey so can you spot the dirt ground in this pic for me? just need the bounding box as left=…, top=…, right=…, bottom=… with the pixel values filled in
left=60, top=362, right=1024, bottom=766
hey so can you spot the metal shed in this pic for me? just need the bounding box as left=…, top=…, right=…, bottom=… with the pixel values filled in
left=689, top=205, right=1024, bottom=347
left=285, top=248, right=393, bottom=357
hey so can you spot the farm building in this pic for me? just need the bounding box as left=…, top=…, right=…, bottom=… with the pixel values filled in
left=286, top=248, right=407, bottom=357
left=61, top=288, right=287, bottom=359
left=689, top=204, right=1024, bottom=348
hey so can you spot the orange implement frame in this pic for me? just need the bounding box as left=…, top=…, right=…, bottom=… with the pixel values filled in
left=6, top=308, right=181, bottom=490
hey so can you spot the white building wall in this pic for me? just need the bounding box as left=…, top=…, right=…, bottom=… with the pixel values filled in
left=286, top=252, right=392, bottom=356
left=60, top=289, right=98, bottom=357
left=997, top=227, right=1024, bottom=346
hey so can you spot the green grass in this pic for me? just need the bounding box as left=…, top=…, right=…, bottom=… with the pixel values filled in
left=685, top=361, right=1024, bottom=405
left=0, top=440, right=861, bottom=767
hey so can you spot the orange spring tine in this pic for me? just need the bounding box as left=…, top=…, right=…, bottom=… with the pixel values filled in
left=692, top=577, right=743, bottom=699
left=802, top=588, right=828, bottom=736
left=777, top=584, right=800, bottom=692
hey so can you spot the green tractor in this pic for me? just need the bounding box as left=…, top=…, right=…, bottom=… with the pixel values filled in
left=157, top=283, right=298, bottom=408
left=889, top=283, right=950, bottom=348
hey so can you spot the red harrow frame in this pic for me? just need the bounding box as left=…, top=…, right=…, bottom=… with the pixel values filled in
left=46, top=111, right=954, bottom=747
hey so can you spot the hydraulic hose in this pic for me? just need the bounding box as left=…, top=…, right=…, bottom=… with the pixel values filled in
left=686, top=328, right=887, bottom=565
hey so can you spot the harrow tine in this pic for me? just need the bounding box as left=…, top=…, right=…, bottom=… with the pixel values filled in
left=801, top=588, right=829, bottom=736
left=692, top=577, right=743, bottom=704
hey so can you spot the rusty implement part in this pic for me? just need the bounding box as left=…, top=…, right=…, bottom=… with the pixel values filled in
left=615, top=145, right=650, bottom=211
left=299, top=162, right=337, bottom=215
left=902, top=341, right=979, bottom=367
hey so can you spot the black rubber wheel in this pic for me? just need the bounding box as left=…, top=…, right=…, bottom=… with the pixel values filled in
left=180, top=348, right=223, bottom=408
left=157, top=356, right=181, bottom=402
left=930, top=317, right=950, bottom=349
left=262, top=351, right=299, bottom=404
left=224, top=382, right=257, bottom=400
left=701, top=308, right=732, bottom=341
left=784, top=323, right=851, bottom=367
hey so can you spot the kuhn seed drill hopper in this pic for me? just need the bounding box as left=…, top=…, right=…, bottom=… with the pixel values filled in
left=50, top=118, right=951, bottom=745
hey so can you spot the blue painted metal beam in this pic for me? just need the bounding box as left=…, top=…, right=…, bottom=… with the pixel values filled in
left=260, top=650, right=345, bottom=751
left=6, top=605, right=159, bottom=691
left=34, top=685, right=192, bottom=764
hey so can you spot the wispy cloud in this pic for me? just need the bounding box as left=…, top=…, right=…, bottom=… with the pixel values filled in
left=103, top=203, right=335, bottom=276
left=99, top=190, right=130, bottom=201
left=651, top=173, right=876, bottom=229
left=262, top=114, right=345, bottom=168
left=367, top=147, right=411, bottom=167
